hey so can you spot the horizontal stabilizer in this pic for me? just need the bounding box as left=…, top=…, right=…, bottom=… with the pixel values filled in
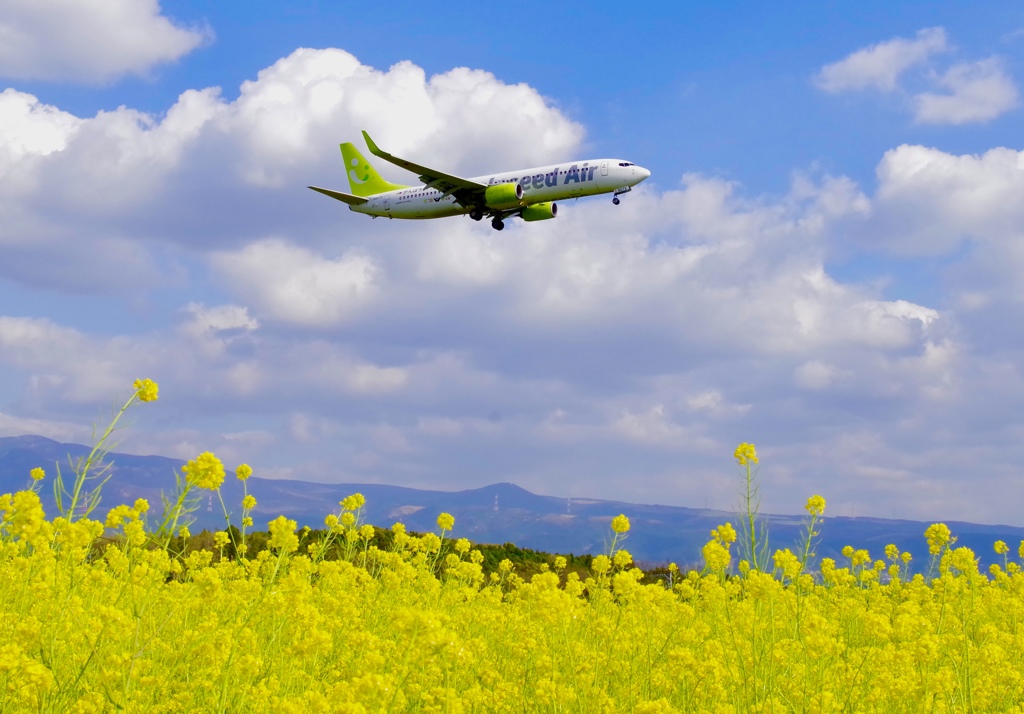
left=308, top=186, right=369, bottom=205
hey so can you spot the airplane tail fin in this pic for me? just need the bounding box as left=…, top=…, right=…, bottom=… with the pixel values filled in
left=340, top=142, right=408, bottom=197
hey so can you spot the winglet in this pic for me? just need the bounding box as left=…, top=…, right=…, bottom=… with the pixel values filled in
left=361, top=130, right=383, bottom=157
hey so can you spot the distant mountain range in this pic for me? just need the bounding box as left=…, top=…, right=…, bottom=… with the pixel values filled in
left=2, top=435, right=1020, bottom=569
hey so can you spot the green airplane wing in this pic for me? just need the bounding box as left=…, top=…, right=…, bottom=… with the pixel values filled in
left=361, top=130, right=487, bottom=202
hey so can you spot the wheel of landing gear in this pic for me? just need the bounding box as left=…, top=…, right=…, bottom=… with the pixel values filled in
left=470, top=208, right=483, bottom=221
left=612, top=197, right=621, bottom=205
left=491, top=218, right=505, bottom=231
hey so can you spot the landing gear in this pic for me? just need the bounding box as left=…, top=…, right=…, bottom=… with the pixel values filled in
left=491, top=218, right=505, bottom=231
left=469, top=207, right=484, bottom=221
left=612, top=197, right=621, bottom=205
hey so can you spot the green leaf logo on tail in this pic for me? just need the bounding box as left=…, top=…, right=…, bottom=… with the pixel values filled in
left=349, top=157, right=370, bottom=184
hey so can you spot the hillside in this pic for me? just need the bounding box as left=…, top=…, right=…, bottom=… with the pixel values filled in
left=2, top=434, right=1020, bottom=568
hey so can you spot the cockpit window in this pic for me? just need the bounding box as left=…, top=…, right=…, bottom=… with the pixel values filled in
left=617, top=162, right=634, bottom=167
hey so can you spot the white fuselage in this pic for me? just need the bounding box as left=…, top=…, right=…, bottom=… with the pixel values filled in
left=350, top=159, right=650, bottom=219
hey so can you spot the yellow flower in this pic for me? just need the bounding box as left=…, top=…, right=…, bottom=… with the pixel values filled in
left=995, top=540, right=1009, bottom=555
left=182, top=452, right=225, bottom=490
left=242, top=517, right=253, bottom=527
left=613, top=549, right=632, bottom=568
left=901, top=551, right=912, bottom=564
left=242, top=495, right=256, bottom=510
left=454, top=538, right=471, bottom=554
left=179, top=526, right=191, bottom=539
left=773, top=548, right=801, bottom=580
left=804, top=494, right=826, bottom=517
left=214, top=531, right=230, bottom=548
left=702, top=541, right=730, bottom=573
left=734, top=442, right=758, bottom=466
left=591, top=555, right=611, bottom=575
left=105, top=504, right=131, bottom=529
left=29, top=467, right=45, bottom=482
left=133, top=378, right=159, bottom=402
left=124, top=519, right=145, bottom=546
left=359, top=524, right=375, bottom=540
left=885, top=544, right=899, bottom=561
left=924, top=523, right=953, bottom=555
left=611, top=514, right=630, bottom=534
left=268, top=515, right=298, bottom=553
left=842, top=545, right=854, bottom=559
left=133, top=498, right=149, bottom=514
left=436, top=512, right=455, bottom=532
left=324, top=514, right=338, bottom=528
left=711, top=522, right=737, bottom=545
left=341, top=493, right=366, bottom=511
left=341, top=512, right=356, bottom=527
left=235, top=464, right=253, bottom=481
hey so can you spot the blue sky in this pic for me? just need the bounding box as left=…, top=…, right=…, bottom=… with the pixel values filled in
left=2, top=1, right=1024, bottom=524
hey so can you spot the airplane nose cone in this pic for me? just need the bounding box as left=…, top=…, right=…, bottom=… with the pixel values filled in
left=637, top=166, right=651, bottom=182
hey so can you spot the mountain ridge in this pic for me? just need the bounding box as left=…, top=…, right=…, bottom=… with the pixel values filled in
left=2, top=434, right=1020, bottom=568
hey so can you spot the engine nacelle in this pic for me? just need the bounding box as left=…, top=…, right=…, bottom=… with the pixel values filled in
left=521, top=202, right=558, bottom=222
left=484, top=182, right=524, bottom=210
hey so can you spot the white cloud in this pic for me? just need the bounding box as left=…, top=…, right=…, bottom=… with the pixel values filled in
left=611, top=405, right=692, bottom=447
left=870, top=144, right=1024, bottom=256
left=685, top=390, right=752, bottom=419
left=0, top=48, right=583, bottom=292
left=0, top=411, right=90, bottom=442
left=913, top=59, right=1020, bottom=124
left=181, top=303, right=259, bottom=336
left=5, top=48, right=1024, bottom=524
left=794, top=360, right=842, bottom=390
left=815, top=27, right=948, bottom=93
left=0, top=0, right=209, bottom=83
left=0, top=89, right=80, bottom=163
left=816, top=29, right=1020, bottom=125
left=210, top=239, right=381, bottom=328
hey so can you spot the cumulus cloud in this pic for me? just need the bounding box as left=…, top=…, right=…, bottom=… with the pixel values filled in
left=816, top=29, right=1020, bottom=125
left=870, top=144, right=1024, bottom=255
left=913, top=59, right=1020, bottom=124
left=0, top=48, right=584, bottom=292
left=815, top=27, right=948, bottom=93
left=3, top=48, right=1024, bottom=523
left=0, top=88, right=80, bottom=162
left=181, top=303, right=259, bottom=336
left=0, top=0, right=209, bottom=83
left=210, top=240, right=381, bottom=328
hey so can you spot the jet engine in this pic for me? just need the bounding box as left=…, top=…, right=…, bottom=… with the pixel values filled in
left=484, top=182, right=524, bottom=209
left=521, top=202, right=558, bottom=221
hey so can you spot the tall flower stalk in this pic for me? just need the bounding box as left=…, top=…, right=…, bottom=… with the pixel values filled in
left=54, top=378, right=159, bottom=523
left=734, top=442, right=770, bottom=572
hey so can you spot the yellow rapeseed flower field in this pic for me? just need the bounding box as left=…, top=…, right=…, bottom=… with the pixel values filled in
left=2, top=382, right=1024, bottom=712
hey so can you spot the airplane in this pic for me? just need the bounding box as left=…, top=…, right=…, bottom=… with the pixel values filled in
left=309, top=131, right=651, bottom=231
